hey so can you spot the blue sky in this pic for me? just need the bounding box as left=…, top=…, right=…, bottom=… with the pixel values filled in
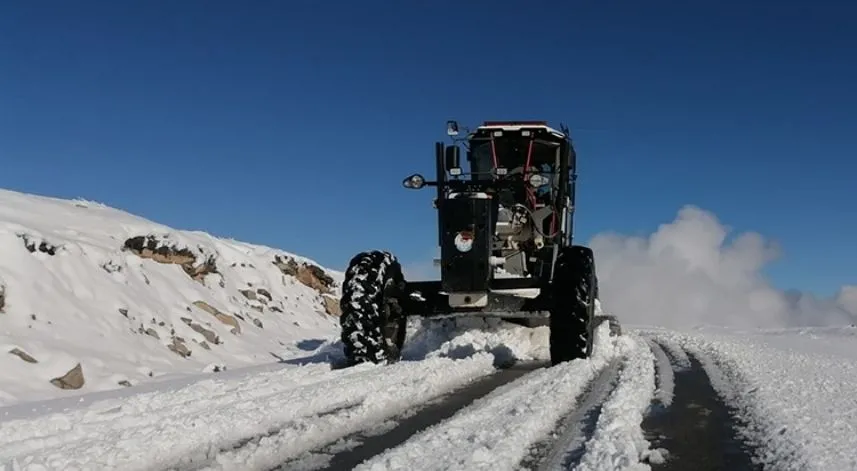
left=1, top=1, right=855, bottom=296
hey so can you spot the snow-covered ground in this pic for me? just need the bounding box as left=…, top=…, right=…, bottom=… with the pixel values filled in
left=0, top=188, right=344, bottom=406
left=5, top=187, right=857, bottom=470
left=640, top=324, right=857, bottom=471
left=0, top=319, right=613, bottom=471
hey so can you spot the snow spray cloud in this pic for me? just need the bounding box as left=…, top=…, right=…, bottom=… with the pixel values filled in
left=589, top=205, right=857, bottom=329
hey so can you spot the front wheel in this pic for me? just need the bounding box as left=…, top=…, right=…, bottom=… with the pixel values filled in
left=339, top=250, right=407, bottom=366
left=549, top=245, right=598, bottom=365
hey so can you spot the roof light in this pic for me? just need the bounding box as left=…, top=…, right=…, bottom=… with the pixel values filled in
left=482, top=121, right=548, bottom=126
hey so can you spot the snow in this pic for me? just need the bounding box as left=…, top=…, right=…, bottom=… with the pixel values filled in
left=402, top=317, right=551, bottom=364
left=0, top=188, right=343, bottom=406
left=640, top=326, right=857, bottom=471
left=353, top=321, right=620, bottom=471
left=574, top=334, right=657, bottom=471
left=642, top=337, right=674, bottom=407
left=0, top=354, right=498, bottom=471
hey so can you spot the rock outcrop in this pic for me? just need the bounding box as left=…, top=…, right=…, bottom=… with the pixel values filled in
left=17, top=233, right=61, bottom=256
left=123, top=234, right=218, bottom=282
left=50, top=363, right=85, bottom=390
left=273, top=255, right=335, bottom=294
left=322, top=294, right=342, bottom=316
left=9, top=348, right=37, bottom=363
left=192, top=301, right=241, bottom=334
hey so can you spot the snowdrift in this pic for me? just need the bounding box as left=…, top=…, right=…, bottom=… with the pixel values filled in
left=0, top=188, right=345, bottom=405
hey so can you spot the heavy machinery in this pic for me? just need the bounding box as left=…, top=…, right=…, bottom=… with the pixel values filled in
left=339, top=120, right=601, bottom=366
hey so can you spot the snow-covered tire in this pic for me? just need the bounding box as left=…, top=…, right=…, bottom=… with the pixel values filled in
left=549, top=245, right=598, bottom=365
left=339, top=250, right=407, bottom=366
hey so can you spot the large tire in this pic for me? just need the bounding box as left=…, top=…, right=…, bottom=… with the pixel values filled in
left=549, top=245, right=598, bottom=365
left=339, top=251, right=407, bottom=366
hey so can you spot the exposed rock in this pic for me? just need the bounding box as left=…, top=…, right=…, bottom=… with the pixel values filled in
left=272, top=255, right=299, bottom=277
left=322, top=295, right=342, bottom=316
left=123, top=235, right=218, bottom=282
left=204, top=363, right=226, bottom=373
left=273, top=255, right=334, bottom=294
left=18, top=233, right=61, bottom=255
left=250, top=304, right=263, bottom=313
left=118, top=380, right=132, bottom=387
left=239, top=289, right=256, bottom=301
left=168, top=337, right=191, bottom=358
left=9, top=347, right=38, bottom=363
left=256, top=288, right=272, bottom=302
left=144, top=328, right=160, bottom=340
left=269, top=306, right=283, bottom=313
left=50, top=363, right=85, bottom=390
left=123, top=235, right=194, bottom=264
left=0, top=283, right=5, bottom=313
left=192, top=301, right=241, bottom=334
left=118, top=308, right=129, bottom=318
left=189, top=322, right=220, bottom=345
left=102, top=260, right=122, bottom=273
left=184, top=257, right=218, bottom=282
left=253, top=318, right=264, bottom=329
left=198, top=341, right=211, bottom=350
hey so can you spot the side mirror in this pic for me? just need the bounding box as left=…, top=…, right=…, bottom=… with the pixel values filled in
left=445, top=145, right=461, bottom=176
left=446, top=120, right=459, bottom=136
left=402, top=173, right=427, bottom=189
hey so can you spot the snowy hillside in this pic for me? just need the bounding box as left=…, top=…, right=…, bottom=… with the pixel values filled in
left=0, top=188, right=345, bottom=406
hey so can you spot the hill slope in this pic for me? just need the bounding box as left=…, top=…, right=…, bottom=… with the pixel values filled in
left=0, top=188, right=344, bottom=405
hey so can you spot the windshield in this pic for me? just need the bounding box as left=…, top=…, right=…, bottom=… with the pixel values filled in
left=468, top=138, right=557, bottom=179
left=468, top=141, right=494, bottom=178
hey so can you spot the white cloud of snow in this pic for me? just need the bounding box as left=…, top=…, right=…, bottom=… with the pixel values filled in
left=401, top=247, right=441, bottom=281
left=590, top=205, right=857, bottom=329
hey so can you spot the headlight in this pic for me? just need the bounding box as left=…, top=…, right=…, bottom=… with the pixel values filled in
left=528, top=173, right=549, bottom=187
left=402, top=173, right=427, bottom=189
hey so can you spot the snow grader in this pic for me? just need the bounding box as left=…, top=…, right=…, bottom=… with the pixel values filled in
left=339, top=120, right=608, bottom=367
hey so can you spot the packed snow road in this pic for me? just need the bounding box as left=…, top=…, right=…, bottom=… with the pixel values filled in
left=7, top=320, right=855, bottom=470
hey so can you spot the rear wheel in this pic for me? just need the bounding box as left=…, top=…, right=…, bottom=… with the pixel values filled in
left=549, top=245, right=598, bottom=365
left=339, top=251, right=407, bottom=366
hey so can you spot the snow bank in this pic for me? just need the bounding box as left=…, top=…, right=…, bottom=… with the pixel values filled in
left=397, top=301, right=617, bottom=364
left=641, top=326, right=857, bottom=471
left=402, top=317, right=550, bottom=364
left=0, top=188, right=343, bottom=405
left=575, top=334, right=658, bottom=470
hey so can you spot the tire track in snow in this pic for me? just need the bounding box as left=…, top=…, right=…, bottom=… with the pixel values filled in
left=644, top=337, right=675, bottom=408
left=170, top=355, right=503, bottom=471
left=562, top=333, right=659, bottom=470
left=640, top=338, right=761, bottom=470
left=348, top=322, right=623, bottom=471
left=1, top=355, right=497, bottom=471
left=519, top=358, right=622, bottom=471
left=272, top=361, right=548, bottom=471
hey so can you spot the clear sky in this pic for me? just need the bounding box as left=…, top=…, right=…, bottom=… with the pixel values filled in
left=1, top=1, right=855, bottom=297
